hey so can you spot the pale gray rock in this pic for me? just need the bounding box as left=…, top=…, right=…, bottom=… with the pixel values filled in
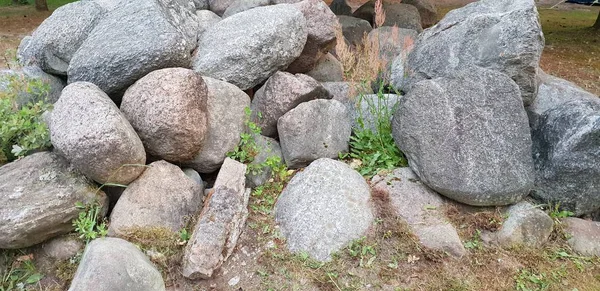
left=305, top=53, right=343, bottom=82
left=39, top=236, right=84, bottom=261
left=337, top=15, right=372, bottom=46
left=182, top=158, right=250, bottom=279
left=120, top=68, right=208, bottom=163
left=392, top=67, right=534, bottom=206
left=196, top=10, right=221, bottom=39
left=222, top=0, right=270, bottom=18
left=19, top=1, right=106, bottom=75
left=372, top=168, right=465, bottom=257
left=193, top=4, right=307, bottom=90
left=182, top=168, right=204, bottom=186
left=278, top=99, right=351, bottom=169
left=251, top=71, right=331, bottom=137
left=487, top=201, right=553, bottom=247
left=108, top=161, right=203, bottom=237
left=275, top=158, right=373, bottom=261
left=209, top=0, right=237, bottom=16
left=183, top=77, right=250, bottom=173
left=563, top=218, right=600, bottom=257
left=194, top=0, right=209, bottom=9
left=82, top=0, right=127, bottom=11
left=400, top=0, right=544, bottom=105
left=321, top=81, right=374, bottom=104
left=68, top=238, right=165, bottom=291
left=0, top=152, right=108, bottom=249
left=50, top=82, right=146, bottom=185
left=246, top=135, right=284, bottom=188
left=68, top=0, right=197, bottom=97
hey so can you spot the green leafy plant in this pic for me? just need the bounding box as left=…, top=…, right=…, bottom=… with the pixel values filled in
left=346, top=236, right=377, bottom=268
left=1, top=252, right=43, bottom=291
left=463, top=229, right=483, bottom=250
left=73, top=201, right=107, bottom=243
left=227, top=107, right=261, bottom=165
left=347, top=82, right=407, bottom=177
left=515, top=269, right=551, bottom=291
left=0, top=74, right=52, bottom=163
left=178, top=228, right=191, bottom=244
left=548, top=203, right=575, bottom=220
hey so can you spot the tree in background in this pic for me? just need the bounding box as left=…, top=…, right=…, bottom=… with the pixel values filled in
left=35, top=0, right=48, bottom=11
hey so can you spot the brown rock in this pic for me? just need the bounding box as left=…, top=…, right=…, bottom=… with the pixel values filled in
left=564, top=217, right=600, bottom=257
left=306, top=53, right=344, bottom=82
left=121, top=68, right=209, bottom=163
left=403, top=0, right=438, bottom=28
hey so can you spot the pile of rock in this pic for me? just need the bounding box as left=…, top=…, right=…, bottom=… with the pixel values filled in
left=1, top=0, right=600, bottom=289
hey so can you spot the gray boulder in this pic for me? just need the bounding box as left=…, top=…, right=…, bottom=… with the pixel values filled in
left=108, top=161, right=203, bottom=237
left=275, top=158, right=373, bottom=261
left=193, top=4, right=307, bottom=90
left=196, top=10, right=221, bottom=40
left=251, top=71, right=331, bottom=137
left=321, top=81, right=374, bottom=104
left=278, top=99, right=351, bottom=169
left=120, top=68, right=208, bottom=163
left=392, top=67, right=534, bottom=206
left=222, top=0, right=270, bottom=18
left=563, top=218, right=600, bottom=257
left=353, top=1, right=423, bottom=32
left=50, top=82, right=146, bottom=185
left=38, top=235, right=84, bottom=261
left=183, top=158, right=250, bottom=279
left=246, top=135, right=284, bottom=188
left=183, top=77, right=250, bottom=173
left=527, top=71, right=599, bottom=130
left=68, top=238, right=165, bottom=291
left=19, top=1, right=105, bottom=75
left=337, top=15, right=372, bottom=46
left=209, top=0, right=237, bottom=16
left=194, top=0, right=209, bottom=9
left=0, top=152, right=108, bottom=249
left=485, top=201, right=553, bottom=247
left=305, top=53, right=343, bottom=82
left=286, top=0, right=338, bottom=73
left=0, top=66, right=65, bottom=107
left=329, top=0, right=352, bottom=16
left=400, top=0, right=544, bottom=105
left=531, top=99, right=600, bottom=216
left=372, top=168, right=465, bottom=257
left=182, top=168, right=204, bottom=186
left=82, top=0, right=126, bottom=11
left=68, top=0, right=197, bottom=97
left=402, top=0, right=438, bottom=28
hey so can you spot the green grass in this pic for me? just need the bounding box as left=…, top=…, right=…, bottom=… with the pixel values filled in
left=0, top=0, right=76, bottom=10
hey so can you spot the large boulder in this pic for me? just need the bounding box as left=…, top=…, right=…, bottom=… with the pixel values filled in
left=371, top=168, right=465, bottom=257
left=108, top=161, right=203, bottom=237
left=68, top=238, right=165, bottom=291
left=120, top=68, right=208, bottom=163
left=531, top=99, right=600, bottom=216
left=305, top=53, right=344, bottom=82
left=399, top=0, right=544, bottom=105
left=193, top=4, right=308, bottom=90
left=196, top=10, right=221, bottom=40
left=402, top=0, right=438, bottom=28
left=275, top=158, right=373, bottom=261
left=251, top=71, right=331, bottom=137
left=0, top=152, right=108, bottom=249
left=183, top=77, right=250, bottom=173
left=278, top=99, right=351, bottom=169
left=286, top=0, right=338, bottom=73
left=182, top=158, right=250, bottom=279
left=18, top=1, right=106, bottom=75
left=209, top=0, right=237, bottom=16
left=0, top=66, right=65, bottom=106
left=392, top=67, right=534, bottom=206
left=337, top=15, right=372, bottom=46
left=329, top=0, right=352, bottom=16
left=222, top=0, right=270, bottom=18
left=68, top=0, right=198, bottom=98
left=50, top=82, right=146, bottom=185
left=82, top=0, right=126, bottom=11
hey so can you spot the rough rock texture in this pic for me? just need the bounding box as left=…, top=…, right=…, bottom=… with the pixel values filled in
left=0, top=66, right=65, bottom=106
left=108, top=161, right=204, bottom=237
left=120, top=68, right=208, bottom=163
left=305, top=53, right=343, bottom=82
left=392, top=67, right=534, bottom=206
left=222, top=0, right=270, bottom=18
left=286, top=0, right=338, bottom=73
left=372, top=168, right=466, bottom=257
left=368, top=27, right=418, bottom=80
left=251, top=71, right=331, bottom=137
left=0, top=152, right=108, bottom=249
left=194, top=0, right=209, bottom=9
left=278, top=99, right=351, bottom=169
left=349, top=94, right=402, bottom=134
left=246, top=135, right=284, bottom=188
left=563, top=218, right=600, bottom=257
left=39, top=235, right=84, bottom=261
left=182, top=168, right=204, bottom=186
left=182, top=158, right=250, bottom=279
left=527, top=71, right=599, bottom=130
left=402, top=0, right=438, bottom=28
left=183, top=77, right=250, bottom=173
left=196, top=10, right=221, bottom=40
left=337, top=15, right=372, bottom=46
left=18, top=1, right=105, bottom=75
left=209, top=0, right=237, bottom=16
left=68, top=238, right=165, bottom=291
left=275, top=158, right=373, bottom=261
left=82, top=0, right=126, bottom=11
left=193, top=4, right=308, bottom=90
left=68, top=0, right=198, bottom=97
left=531, top=99, right=600, bottom=216
left=487, top=201, right=553, bottom=247
left=321, top=81, right=374, bottom=104
left=50, top=82, right=146, bottom=185
left=353, top=1, right=422, bottom=32
left=329, top=0, right=352, bottom=16
left=400, top=0, right=544, bottom=105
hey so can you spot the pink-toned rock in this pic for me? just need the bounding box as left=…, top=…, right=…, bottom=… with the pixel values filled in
left=564, top=218, right=600, bottom=257
left=120, top=68, right=208, bottom=163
